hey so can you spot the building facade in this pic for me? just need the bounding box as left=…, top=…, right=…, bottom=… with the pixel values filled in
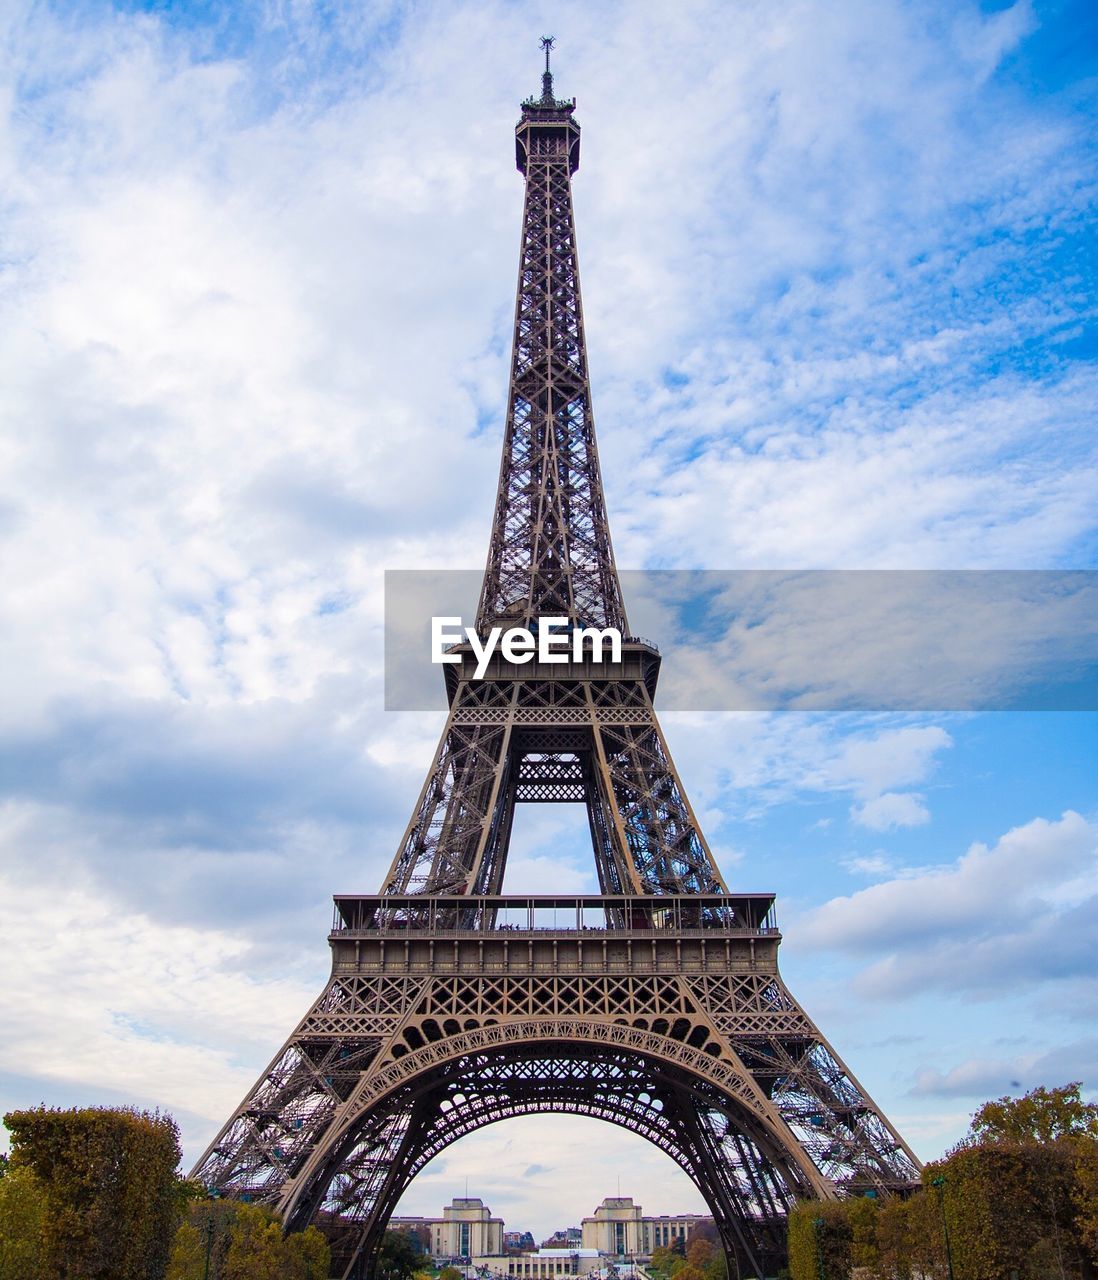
left=504, top=1231, right=537, bottom=1253
left=541, top=1228, right=583, bottom=1249
left=473, top=1248, right=603, bottom=1278
left=580, top=1198, right=713, bottom=1257
left=390, top=1197, right=504, bottom=1259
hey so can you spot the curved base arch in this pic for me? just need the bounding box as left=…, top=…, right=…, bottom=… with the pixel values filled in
left=289, top=1038, right=809, bottom=1280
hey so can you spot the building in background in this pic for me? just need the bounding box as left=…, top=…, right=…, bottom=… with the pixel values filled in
left=390, top=1197, right=504, bottom=1259
left=472, top=1248, right=603, bottom=1278
left=540, top=1228, right=583, bottom=1249
left=387, top=1217, right=434, bottom=1255
left=504, top=1231, right=537, bottom=1253
left=581, top=1198, right=713, bottom=1257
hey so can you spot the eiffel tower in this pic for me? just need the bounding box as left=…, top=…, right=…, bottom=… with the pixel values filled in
left=192, top=41, right=920, bottom=1278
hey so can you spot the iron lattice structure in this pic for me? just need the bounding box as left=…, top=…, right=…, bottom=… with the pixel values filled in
left=193, top=51, right=920, bottom=1280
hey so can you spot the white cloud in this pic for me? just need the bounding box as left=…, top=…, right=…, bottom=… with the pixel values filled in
left=639, top=572, right=1098, bottom=715
left=912, top=1038, right=1098, bottom=1101
left=852, top=792, right=931, bottom=831
left=826, top=727, right=953, bottom=800
left=0, top=862, right=320, bottom=1140
left=841, top=853, right=898, bottom=876
left=799, top=810, right=1098, bottom=995
left=657, top=714, right=953, bottom=835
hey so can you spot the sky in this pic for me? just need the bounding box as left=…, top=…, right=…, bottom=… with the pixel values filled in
left=0, top=0, right=1096, bottom=1245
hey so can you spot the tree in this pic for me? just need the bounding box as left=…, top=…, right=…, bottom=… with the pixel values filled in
left=779, top=1084, right=1098, bottom=1279
left=222, top=1203, right=285, bottom=1280
left=649, top=1245, right=676, bottom=1277
left=685, top=1237, right=716, bottom=1268
left=4, top=1105, right=182, bottom=1280
left=380, top=1227, right=426, bottom=1280
left=946, top=1082, right=1098, bottom=1277
left=845, top=1197, right=879, bottom=1272
left=787, top=1203, right=852, bottom=1280
left=870, top=1192, right=944, bottom=1280
left=966, top=1082, right=1098, bottom=1147
left=0, top=1164, right=48, bottom=1280
left=165, top=1221, right=205, bottom=1280
left=284, top=1225, right=331, bottom=1280
left=1076, top=1138, right=1098, bottom=1256
left=668, top=1265, right=705, bottom=1280
left=438, top=1267, right=463, bottom=1280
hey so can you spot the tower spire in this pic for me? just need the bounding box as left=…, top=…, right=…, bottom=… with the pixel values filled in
left=540, top=34, right=555, bottom=103
left=482, top=42, right=620, bottom=634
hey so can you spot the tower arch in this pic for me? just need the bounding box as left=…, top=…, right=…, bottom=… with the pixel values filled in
left=281, top=1035, right=824, bottom=1279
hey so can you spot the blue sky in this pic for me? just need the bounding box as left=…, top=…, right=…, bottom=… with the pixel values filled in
left=0, top=0, right=1096, bottom=1243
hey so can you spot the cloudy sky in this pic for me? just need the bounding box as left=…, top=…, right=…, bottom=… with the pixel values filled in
left=1, top=0, right=1096, bottom=1243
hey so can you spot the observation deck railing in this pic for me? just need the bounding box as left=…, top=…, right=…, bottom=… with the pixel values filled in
left=331, top=893, right=778, bottom=938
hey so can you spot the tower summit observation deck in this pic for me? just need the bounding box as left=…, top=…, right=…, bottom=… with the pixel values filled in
left=192, top=42, right=921, bottom=1280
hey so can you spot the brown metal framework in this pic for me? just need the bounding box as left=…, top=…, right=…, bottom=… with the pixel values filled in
left=193, top=50, right=920, bottom=1280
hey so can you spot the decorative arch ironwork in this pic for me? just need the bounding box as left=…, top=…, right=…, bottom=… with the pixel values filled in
left=285, top=1037, right=810, bottom=1280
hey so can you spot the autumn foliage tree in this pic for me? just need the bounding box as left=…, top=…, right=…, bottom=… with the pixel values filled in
left=0, top=1163, right=49, bottom=1280
left=784, top=1082, right=1098, bottom=1280
left=166, top=1200, right=330, bottom=1280
left=1, top=1105, right=329, bottom=1280
left=222, top=1203, right=288, bottom=1279
left=648, top=1230, right=727, bottom=1280
left=928, top=1081, right=1098, bottom=1279
left=165, top=1220, right=206, bottom=1280
left=4, top=1105, right=182, bottom=1280
left=787, top=1201, right=853, bottom=1280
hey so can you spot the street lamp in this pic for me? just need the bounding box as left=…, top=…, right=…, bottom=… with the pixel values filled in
left=930, top=1176, right=956, bottom=1280
left=203, top=1187, right=222, bottom=1280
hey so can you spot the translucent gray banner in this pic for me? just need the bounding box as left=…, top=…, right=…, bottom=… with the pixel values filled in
left=384, top=570, right=1098, bottom=712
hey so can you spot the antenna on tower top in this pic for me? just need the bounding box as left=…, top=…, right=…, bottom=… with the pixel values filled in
left=540, top=35, right=556, bottom=103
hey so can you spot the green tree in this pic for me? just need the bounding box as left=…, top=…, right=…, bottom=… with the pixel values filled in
left=923, top=1142, right=1095, bottom=1279
left=0, top=1164, right=48, bottom=1280
left=165, top=1220, right=205, bottom=1280
left=778, top=1085, right=1098, bottom=1279
left=845, top=1197, right=879, bottom=1272
left=222, top=1202, right=285, bottom=1280
left=438, top=1266, right=463, bottom=1280
left=380, top=1227, right=426, bottom=1280
left=869, top=1192, right=945, bottom=1280
left=787, top=1202, right=851, bottom=1280
left=285, top=1224, right=331, bottom=1280
left=871, top=1198, right=912, bottom=1280
left=668, top=1264, right=705, bottom=1280
left=649, top=1245, right=676, bottom=1277
left=4, top=1105, right=182, bottom=1280
left=183, top=1199, right=239, bottom=1280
